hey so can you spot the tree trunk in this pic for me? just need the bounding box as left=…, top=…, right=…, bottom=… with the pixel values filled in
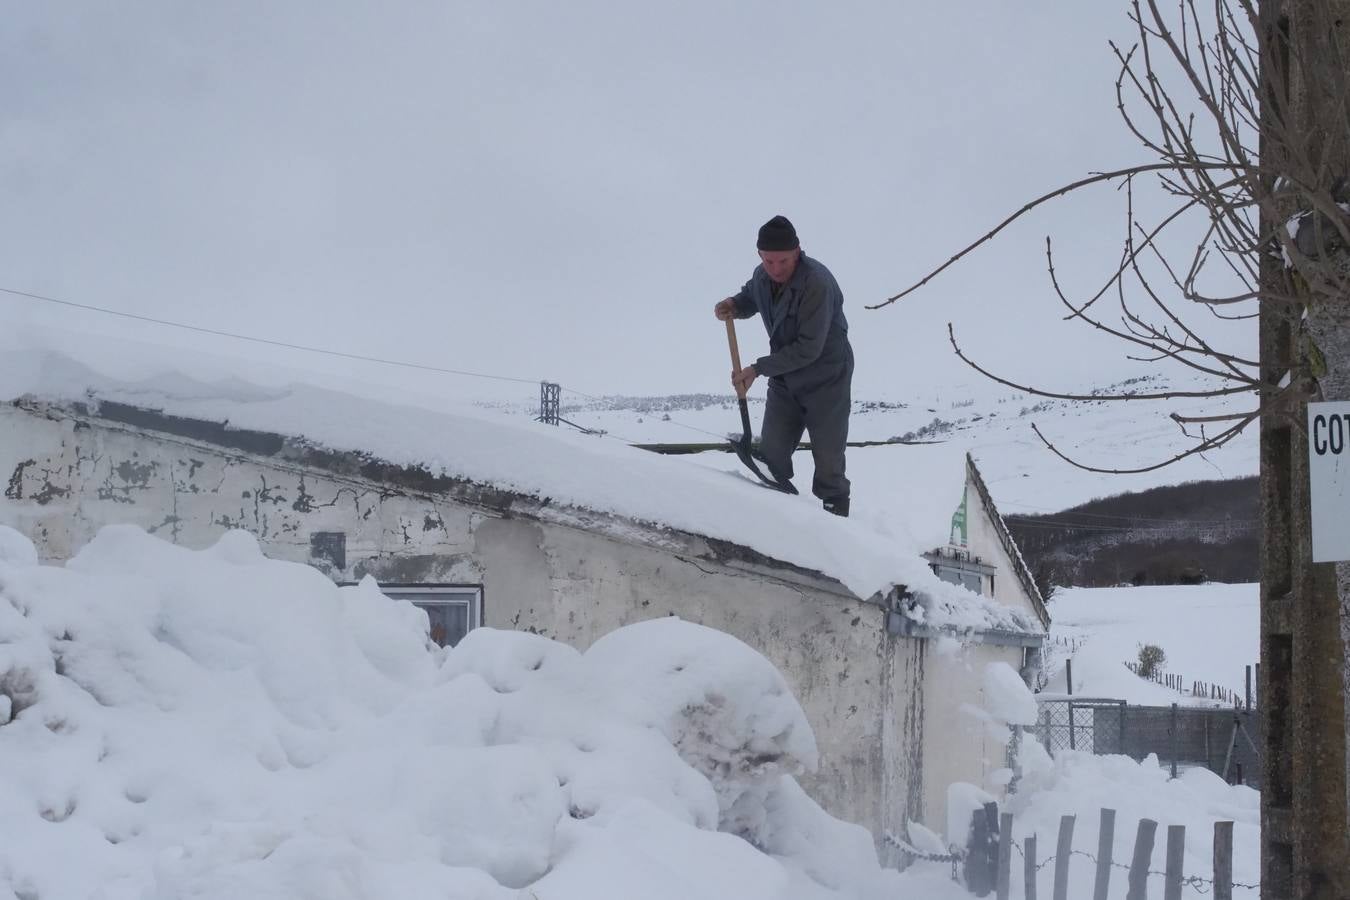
left=1260, top=1, right=1350, bottom=896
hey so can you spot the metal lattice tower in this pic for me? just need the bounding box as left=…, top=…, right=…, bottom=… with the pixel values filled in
left=539, top=382, right=560, bottom=426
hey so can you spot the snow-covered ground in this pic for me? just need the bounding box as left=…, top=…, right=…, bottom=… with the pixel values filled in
left=0, top=526, right=1258, bottom=899
left=1044, top=583, right=1259, bottom=706
left=1006, top=747, right=1260, bottom=896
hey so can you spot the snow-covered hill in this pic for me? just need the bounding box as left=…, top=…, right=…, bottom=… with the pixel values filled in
left=498, top=371, right=1258, bottom=516
left=1043, top=583, right=1259, bottom=707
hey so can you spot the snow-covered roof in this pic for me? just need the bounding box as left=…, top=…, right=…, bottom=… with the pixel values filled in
left=686, top=441, right=970, bottom=554
left=1, top=341, right=1042, bottom=638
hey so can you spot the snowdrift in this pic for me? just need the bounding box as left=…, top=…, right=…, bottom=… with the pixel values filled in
left=0, top=525, right=907, bottom=900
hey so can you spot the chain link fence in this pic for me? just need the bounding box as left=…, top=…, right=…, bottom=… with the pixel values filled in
left=1035, top=698, right=1262, bottom=787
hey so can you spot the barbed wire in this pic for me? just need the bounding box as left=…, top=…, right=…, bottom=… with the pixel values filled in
left=1011, top=840, right=1056, bottom=872
left=1006, top=841, right=1258, bottom=891
left=891, top=825, right=1260, bottom=893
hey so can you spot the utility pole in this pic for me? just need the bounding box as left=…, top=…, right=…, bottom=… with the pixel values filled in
left=538, top=382, right=561, bottom=426
left=1258, top=2, right=1350, bottom=896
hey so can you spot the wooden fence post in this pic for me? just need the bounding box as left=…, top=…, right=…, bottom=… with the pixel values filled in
left=1052, top=814, right=1075, bottom=900
left=1204, top=713, right=1212, bottom=772
left=1093, top=808, right=1116, bottom=900
left=1163, top=824, right=1185, bottom=900
left=1024, top=834, right=1038, bottom=900
left=1066, top=658, right=1073, bottom=695
left=984, top=802, right=1001, bottom=891
left=1127, top=818, right=1158, bottom=900
left=966, top=806, right=992, bottom=896
left=1169, top=703, right=1179, bottom=779
left=997, top=811, right=1013, bottom=900
left=1213, top=821, right=1233, bottom=900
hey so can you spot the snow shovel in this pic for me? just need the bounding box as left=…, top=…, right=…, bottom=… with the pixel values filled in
left=724, top=318, right=797, bottom=494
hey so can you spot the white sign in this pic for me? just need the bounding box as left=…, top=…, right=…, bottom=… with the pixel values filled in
left=1309, top=401, right=1350, bottom=562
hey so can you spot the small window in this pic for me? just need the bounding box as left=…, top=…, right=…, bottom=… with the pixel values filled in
left=378, top=584, right=483, bottom=648
left=933, top=565, right=985, bottom=596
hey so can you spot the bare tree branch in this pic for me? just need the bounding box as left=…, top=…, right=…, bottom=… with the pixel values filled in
left=865, top=161, right=1234, bottom=310
left=870, top=0, right=1350, bottom=476
left=947, top=323, right=1250, bottom=401
left=1030, top=414, right=1253, bottom=474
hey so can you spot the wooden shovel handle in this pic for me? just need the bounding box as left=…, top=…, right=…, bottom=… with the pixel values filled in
left=725, top=318, right=747, bottom=400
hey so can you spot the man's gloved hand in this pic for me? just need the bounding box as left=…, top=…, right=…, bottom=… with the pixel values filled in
left=714, top=298, right=738, bottom=321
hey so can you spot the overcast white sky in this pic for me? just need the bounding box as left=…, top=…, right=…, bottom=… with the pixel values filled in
left=0, top=2, right=1254, bottom=406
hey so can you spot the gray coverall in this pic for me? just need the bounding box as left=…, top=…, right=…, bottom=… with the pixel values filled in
left=729, top=254, right=853, bottom=511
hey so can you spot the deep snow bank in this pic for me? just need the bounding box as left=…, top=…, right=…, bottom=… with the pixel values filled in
left=1045, top=583, right=1258, bottom=706
left=0, top=525, right=910, bottom=900
left=1007, top=746, right=1260, bottom=896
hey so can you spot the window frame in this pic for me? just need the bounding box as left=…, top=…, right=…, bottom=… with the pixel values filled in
left=924, top=548, right=996, bottom=598
left=348, top=582, right=485, bottom=647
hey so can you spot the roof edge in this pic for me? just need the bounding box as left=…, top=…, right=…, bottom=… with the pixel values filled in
left=13, top=396, right=871, bottom=604
left=966, top=453, right=1052, bottom=629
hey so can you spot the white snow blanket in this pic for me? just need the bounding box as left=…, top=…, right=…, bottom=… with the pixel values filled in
left=0, top=525, right=914, bottom=900
left=1045, top=583, right=1258, bottom=706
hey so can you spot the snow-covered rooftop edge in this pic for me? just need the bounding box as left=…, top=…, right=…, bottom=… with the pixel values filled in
left=1, top=346, right=1041, bottom=638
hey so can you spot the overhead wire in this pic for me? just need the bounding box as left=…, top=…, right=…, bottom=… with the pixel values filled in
left=1001, top=500, right=1257, bottom=527
left=0, top=285, right=542, bottom=386
left=15, top=282, right=1218, bottom=460
left=1005, top=516, right=1255, bottom=532
left=1, top=283, right=724, bottom=446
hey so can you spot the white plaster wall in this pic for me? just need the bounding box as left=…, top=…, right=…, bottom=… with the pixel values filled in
left=0, top=404, right=942, bottom=848
left=477, top=516, right=927, bottom=851
left=920, top=640, right=1028, bottom=839
left=964, top=479, right=1045, bottom=624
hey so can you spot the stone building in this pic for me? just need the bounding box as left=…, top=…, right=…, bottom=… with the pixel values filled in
left=2, top=361, right=1044, bottom=857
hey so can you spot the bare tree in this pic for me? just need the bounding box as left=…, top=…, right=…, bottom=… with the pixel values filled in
left=875, top=0, right=1349, bottom=474
left=874, top=1, right=1350, bottom=895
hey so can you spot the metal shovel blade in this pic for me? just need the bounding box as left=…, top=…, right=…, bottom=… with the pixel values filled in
left=730, top=399, right=797, bottom=494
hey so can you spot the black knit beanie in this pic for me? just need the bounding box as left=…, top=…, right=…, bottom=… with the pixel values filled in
left=756, top=215, right=799, bottom=251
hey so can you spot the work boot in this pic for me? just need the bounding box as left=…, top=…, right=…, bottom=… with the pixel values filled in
left=823, top=498, right=849, bottom=518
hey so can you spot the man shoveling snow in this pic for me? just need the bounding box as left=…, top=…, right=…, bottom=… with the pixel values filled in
left=714, top=215, right=855, bottom=517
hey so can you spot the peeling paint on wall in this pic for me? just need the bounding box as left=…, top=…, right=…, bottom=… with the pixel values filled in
left=5, top=459, right=34, bottom=500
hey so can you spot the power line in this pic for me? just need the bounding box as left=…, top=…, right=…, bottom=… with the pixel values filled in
left=2, top=283, right=742, bottom=443
left=0, top=285, right=540, bottom=387
left=5, top=284, right=737, bottom=453
left=1005, top=516, right=1255, bottom=532
left=1003, top=502, right=1257, bottom=527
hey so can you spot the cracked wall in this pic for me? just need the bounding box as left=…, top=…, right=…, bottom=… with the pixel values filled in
left=1, top=407, right=482, bottom=585
left=0, top=403, right=1010, bottom=848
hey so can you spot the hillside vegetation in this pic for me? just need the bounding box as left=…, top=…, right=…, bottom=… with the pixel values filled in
left=1006, top=477, right=1258, bottom=592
